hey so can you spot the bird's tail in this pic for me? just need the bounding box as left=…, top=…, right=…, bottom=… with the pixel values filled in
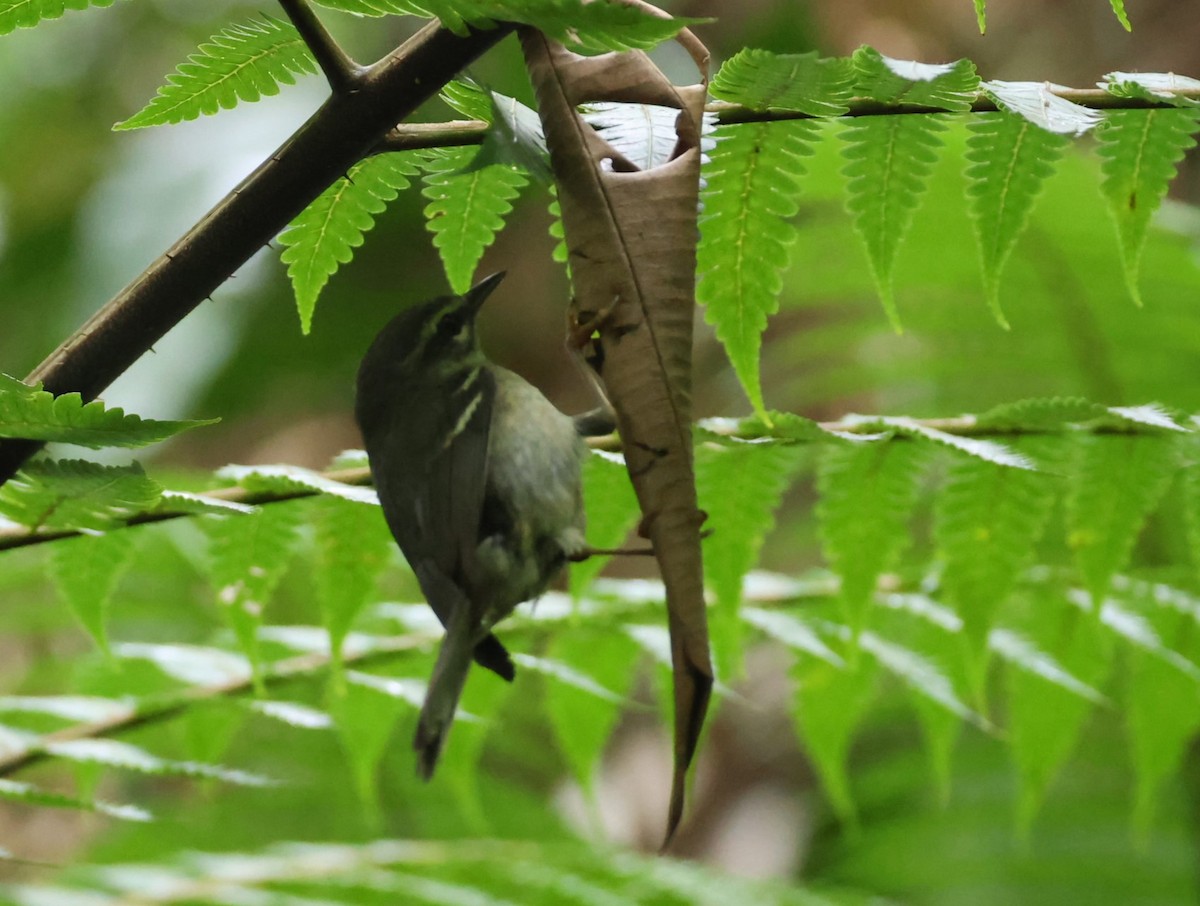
left=414, top=613, right=476, bottom=779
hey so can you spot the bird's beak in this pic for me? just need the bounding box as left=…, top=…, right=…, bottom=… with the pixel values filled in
left=465, top=271, right=506, bottom=314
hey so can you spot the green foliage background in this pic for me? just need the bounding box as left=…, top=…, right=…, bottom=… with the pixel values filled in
left=1, top=1, right=1200, bottom=903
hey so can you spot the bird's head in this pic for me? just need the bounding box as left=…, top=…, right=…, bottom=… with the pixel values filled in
left=358, top=271, right=504, bottom=389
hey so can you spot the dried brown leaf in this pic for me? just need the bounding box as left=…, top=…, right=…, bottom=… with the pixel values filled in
left=520, top=15, right=712, bottom=848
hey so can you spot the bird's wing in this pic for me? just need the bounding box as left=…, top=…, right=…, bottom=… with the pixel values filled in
left=371, top=366, right=495, bottom=630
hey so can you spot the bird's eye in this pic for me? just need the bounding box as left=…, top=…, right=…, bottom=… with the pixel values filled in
left=436, top=312, right=467, bottom=340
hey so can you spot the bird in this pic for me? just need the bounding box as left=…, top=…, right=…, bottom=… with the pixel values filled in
left=355, top=271, right=595, bottom=777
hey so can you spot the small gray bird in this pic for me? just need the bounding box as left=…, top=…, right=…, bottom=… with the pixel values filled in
left=355, top=272, right=591, bottom=777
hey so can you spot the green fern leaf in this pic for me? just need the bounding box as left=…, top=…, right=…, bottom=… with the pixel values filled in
left=1096, top=596, right=1200, bottom=681
left=792, top=655, right=877, bottom=825
left=45, top=737, right=271, bottom=786
left=845, top=414, right=1033, bottom=468
left=421, top=148, right=528, bottom=294
left=742, top=607, right=845, bottom=667
left=1109, top=0, right=1132, bottom=30
left=709, top=49, right=855, bottom=116
left=0, top=694, right=133, bottom=722
left=857, top=631, right=981, bottom=726
left=116, top=641, right=252, bottom=686
left=311, top=0, right=702, bottom=53
left=113, top=16, right=316, bottom=130
left=973, top=0, right=987, bottom=33
left=48, top=532, right=136, bottom=655
left=840, top=115, right=945, bottom=330
left=696, top=441, right=807, bottom=678
left=537, top=632, right=640, bottom=791
left=440, top=79, right=492, bottom=122
left=1097, top=107, right=1200, bottom=305
left=974, top=396, right=1107, bottom=429
left=851, top=46, right=979, bottom=111
left=0, top=778, right=149, bottom=822
left=0, top=373, right=218, bottom=448
left=934, top=437, right=1061, bottom=681
left=1127, top=649, right=1200, bottom=840
left=816, top=439, right=928, bottom=634
left=279, top=153, right=423, bottom=334
left=331, top=675, right=410, bottom=819
left=698, top=121, right=819, bottom=415
left=1111, top=581, right=1200, bottom=838
left=1067, top=433, right=1179, bottom=606
left=1006, top=586, right=1113, bottom=835
left=200, top=504, right=302, bottom=685
left=965, top=112, right=1068, bottom=327
left=314, top=496, right=391, bottom=677
left=1103, top=71, right=1200, bottom=105
left=547, top=189, right=568, bottom=265
left=988, top=628, right=1107, bottom=703
left=570, top=451, right=639, bottom=598
left=0, top=459, right=160, bottom=531
left=0, top=0, right=117, bottom=35
left=218, top=463, right=378, bottom=504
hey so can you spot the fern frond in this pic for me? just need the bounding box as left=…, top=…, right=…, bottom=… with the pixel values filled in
left=851, top=46, right=979, bottom=111
left=709, top=49, right=855, bottom=116
left=217, top=463, right=378, bottom=504
left=843, top=414, right=1034, bottom=468
left=816, top=439, right=928, bottom=634
left=48, top=531, right=135, bottom=655
left=279, top=153, right=424, bottom=334
left=1097, top=107, right=1200, bottom=306
left=114, top=15, right=316, bottom=130
left=533, top=633, right=640, bottom=790
left=0, top=460, right=160, bottom=531
left=1067, top=433, right=1179, bottom=606
left=314, top=496, right=391, bottom=676
left=973, top=0, right=987, bottom=33
left=934, top=438, right=1060, bottom=677
left=792, top=655, right=876, bottom=824
left=0, top=0, right=116, bottom=35
left=45, top=737, right=271, bottom=785
left=698, top=120, right=819, bottom=415
left=696, top=442, right=807, bottom=677
left=965, top=112, right=1068, bottom=327
left=0, top=778, right=149, bottom=822
left=330, top=676, right=412, bottom=815
left=311, top=0, right=702, bottom=53
left=421, top=148, right=528, bottom=294
left=1109, top=0, right=1132, bottom=30
left=200, top=505, right=303, bottom=683
left=116, top=641, right=253, bottom=686
left=0, top=373, right=218, bottom=448
left=1006, top=587, right=1113, bottom=834
left=440, top=79, right=492, bottom=121
left=840, top=114, right=945, bottom=330
left=974, top=396, right=1107, bottom=429
left=570, top=451, right=639, bottom=598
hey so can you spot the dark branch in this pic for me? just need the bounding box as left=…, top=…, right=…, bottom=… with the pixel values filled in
left=278, top=0, right=364, bottom=93
left=0, top=21, right=515, bottom=488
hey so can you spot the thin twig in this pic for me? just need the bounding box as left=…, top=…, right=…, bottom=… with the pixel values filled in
left=277, top=0, right=365, bottom=93
left=373, top=120, right=491, bottom=154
